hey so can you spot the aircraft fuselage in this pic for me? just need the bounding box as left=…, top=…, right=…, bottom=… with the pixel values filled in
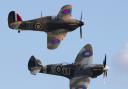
left=40, top=64, right=104, bottom=79
left=16, top=16, right=84, bottom=32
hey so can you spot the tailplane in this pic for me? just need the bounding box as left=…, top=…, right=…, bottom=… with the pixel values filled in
left=28, top=56, right=43, bottom=75
left=8, top=11, right=22, bottom=29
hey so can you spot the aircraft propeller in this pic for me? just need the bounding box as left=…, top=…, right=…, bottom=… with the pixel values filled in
left=103, top=54, right=109, bottom=79
left=80, top=12, right=83, bottom=39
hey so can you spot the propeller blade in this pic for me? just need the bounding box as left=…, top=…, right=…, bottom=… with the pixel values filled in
left=80, top=27, right=82, bottom=38
left=103, top=54, right=106, bottom=67
left=80, top=11, right=83, bottom=21
left=103, top=54, right=107, bottom=77
left=105, top=69, right=107, bottom=77
left=103, top=73, right=105, bottom=78
left=102, top=54, right=109, bottom=83
left=103, top=72, right=105, bottom=77
left=80, top=12, right=83, bottom=39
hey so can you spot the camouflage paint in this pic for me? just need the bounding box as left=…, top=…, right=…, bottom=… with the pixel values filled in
left=8, top=5, right=84, bottom=50
left=47, top=31, right=67, bottom=49
left=75, top=44, right=93, bottom=66
left=81, top=50, right=93, bottom=57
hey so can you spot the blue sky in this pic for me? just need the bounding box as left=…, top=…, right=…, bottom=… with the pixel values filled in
left=0, top=0, right=128, bottom=89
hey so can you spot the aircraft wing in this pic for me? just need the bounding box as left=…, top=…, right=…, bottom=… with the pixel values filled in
left=70, top=76, right=90, bottom=89
left=75, top=44, right=93, bottom=67
left=47, top=30, right=67, bottom=49
left=57, top=5, right=72, bottom=19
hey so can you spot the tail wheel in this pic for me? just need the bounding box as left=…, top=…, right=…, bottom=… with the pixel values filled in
left=18, top=30, right=20, bottom=33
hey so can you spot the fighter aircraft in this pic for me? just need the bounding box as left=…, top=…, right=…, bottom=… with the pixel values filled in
left=28, top=44, right=109, bottom=89
left=8, top=5, right=84, bottom=50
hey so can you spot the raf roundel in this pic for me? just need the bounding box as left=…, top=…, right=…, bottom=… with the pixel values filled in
left=63, top=9, right=71, bottom=14
left=81, top=50, right=92, bottom=57
left=56, top=66, right=62, bottom=73
left=51, top=38, right=60, bottom=44
left=35, top=22, right=42, bottom=30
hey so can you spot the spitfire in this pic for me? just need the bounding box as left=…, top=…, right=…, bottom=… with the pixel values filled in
left=8, top=5, right=84, bottom=50
left=28, top=44, right=109, bottom=89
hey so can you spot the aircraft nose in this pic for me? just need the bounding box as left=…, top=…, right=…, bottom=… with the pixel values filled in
left=104, top=65, right=109, bottom=71
left=79, top=21, right=84, bottom=26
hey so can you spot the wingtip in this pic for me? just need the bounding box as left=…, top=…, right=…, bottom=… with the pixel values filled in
left=47, top=46, right=58, bottom=50
left=84, top=44, right=92, bottom=50
left=63, top=4, right=72, bottom=7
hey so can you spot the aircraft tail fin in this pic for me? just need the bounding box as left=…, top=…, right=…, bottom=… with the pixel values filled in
left=8, top=11, right=22, bottom=28
left=28, top=56, right=43, bottom=75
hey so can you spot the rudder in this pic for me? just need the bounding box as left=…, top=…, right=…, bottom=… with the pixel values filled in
left=8, top=11, right=22, bottom=28
left=28, top=56, right=43, bottom=75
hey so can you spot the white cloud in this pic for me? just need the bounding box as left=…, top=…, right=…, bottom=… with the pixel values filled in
left=113, top=43, right=128, bottom=71
left=111, top=43, right=128, bottom=86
